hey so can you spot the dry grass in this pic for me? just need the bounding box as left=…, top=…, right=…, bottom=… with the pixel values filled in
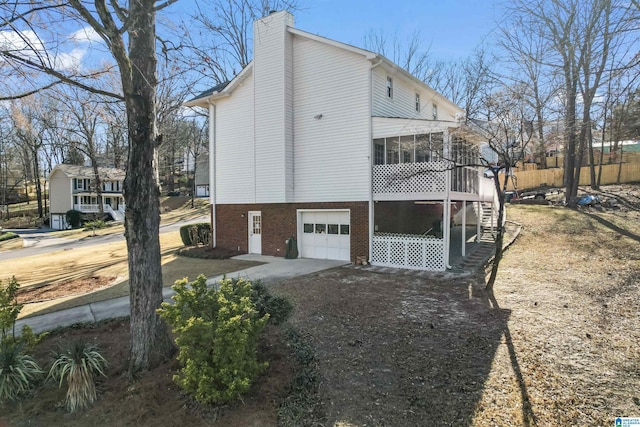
left=2, top=229, right=258, bottom=319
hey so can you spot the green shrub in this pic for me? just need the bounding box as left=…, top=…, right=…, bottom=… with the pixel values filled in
left=0, top=278, right=44, bottom=403
left=251, top=280, right=293, bottom=325
left=158, top=275, right=268, bottom=404
left=0, top=277, right=22, bottom=342
left=178, top=222, right=211, bottom=246
left=0, top=341, right=43, bottom=402
left=0, top=232, right=18, bottom=242
left=48, top=340, right=108, bottom=413
left=83, top=219, right=107, bottom=231
left=65, top=210, right=82, bottom=228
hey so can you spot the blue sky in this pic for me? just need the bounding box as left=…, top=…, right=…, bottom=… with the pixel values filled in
left=293, top=0, right=499, bottom=59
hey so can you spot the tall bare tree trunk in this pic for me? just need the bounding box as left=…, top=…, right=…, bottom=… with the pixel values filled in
left=120, top=0, right=174, bottom=374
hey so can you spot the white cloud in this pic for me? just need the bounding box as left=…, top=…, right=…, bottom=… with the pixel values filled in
left=69, top=26, right=103, bottom=44
left=0, top=29, right=46, bottom=57
left=54, top=48, right=86, bottom=72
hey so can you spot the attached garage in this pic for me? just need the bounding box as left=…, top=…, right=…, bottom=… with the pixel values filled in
left=298, top=210, right=350, bottom=261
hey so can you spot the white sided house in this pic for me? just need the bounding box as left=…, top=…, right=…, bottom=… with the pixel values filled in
left=49, top=164, right=126, bottom=230
left=186, top=11, right=497, bottom=271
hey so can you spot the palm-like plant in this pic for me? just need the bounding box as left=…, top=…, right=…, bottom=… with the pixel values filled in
left=48, top=340, right=108, bottom=413
left=0, top=342, right=43, bottom=401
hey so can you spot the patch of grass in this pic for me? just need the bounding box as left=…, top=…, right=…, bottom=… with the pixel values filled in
left=0, top=232, right=19, bottom=242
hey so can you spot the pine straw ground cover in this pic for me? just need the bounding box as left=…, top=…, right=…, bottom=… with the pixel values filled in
left=1, top=185, right=639, bottom=426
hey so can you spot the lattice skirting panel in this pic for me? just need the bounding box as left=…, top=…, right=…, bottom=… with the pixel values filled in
left=371, top=234, right=446, bottom=271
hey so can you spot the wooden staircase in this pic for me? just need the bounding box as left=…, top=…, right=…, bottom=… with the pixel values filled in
left=479, top=202, right=498, bottom=242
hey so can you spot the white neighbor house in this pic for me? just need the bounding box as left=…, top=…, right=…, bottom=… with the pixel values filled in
left=185, top=11, right=496, bottom=271
left=49, top=164, right=126, bottom=230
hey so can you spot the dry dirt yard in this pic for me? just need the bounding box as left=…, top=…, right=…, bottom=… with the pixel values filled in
left=1, top=184, right=639, bottom=426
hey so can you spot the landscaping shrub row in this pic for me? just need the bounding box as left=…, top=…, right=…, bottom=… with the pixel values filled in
left=179, top=222, right=211, bottom=246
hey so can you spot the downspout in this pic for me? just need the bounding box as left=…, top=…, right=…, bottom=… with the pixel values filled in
left=208, top=101, right=217, bottom=248
left=368, top=57, right=383, bottom=264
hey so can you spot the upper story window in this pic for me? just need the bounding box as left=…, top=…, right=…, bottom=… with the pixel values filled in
left=386, top=76, right=393, bottom=98
left=415, top=93, right=421, bottom=113
left=432, top=103, right=438, bottom=120
left=73, top=178, right=91, bottom=191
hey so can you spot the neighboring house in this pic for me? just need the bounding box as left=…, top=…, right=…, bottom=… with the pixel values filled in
left=49, top=164, right=126, bottom=230
left=195, top=152, right=210, bottom=197
left=185, top=11, right=496, bottom=271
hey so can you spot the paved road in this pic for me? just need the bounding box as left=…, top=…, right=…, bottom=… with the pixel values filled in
left=0, top=215, right=209, bottom=261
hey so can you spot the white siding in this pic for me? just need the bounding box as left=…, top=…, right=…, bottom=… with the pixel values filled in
left=215, top=75, right=256, bottom=204
left=253, top=11, right=294, bottom=203
left=372, top=117, right=455, bottom=138
left=372, top=67, right=461, bottom=120
left=292, top=36, right=371, bottom=202
left=48, top=169, right=72, bottom=213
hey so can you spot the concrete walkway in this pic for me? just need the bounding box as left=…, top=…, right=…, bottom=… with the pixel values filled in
left=16, top=255, right=346, bottom=335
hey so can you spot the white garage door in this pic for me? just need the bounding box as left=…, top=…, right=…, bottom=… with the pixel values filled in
left=300, top=210, right=350, bottom=261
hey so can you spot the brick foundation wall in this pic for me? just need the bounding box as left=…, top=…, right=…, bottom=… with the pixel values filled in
left=214, top=202, right=369, bottom=263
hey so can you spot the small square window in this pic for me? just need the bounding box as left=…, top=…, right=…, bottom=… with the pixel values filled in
left=328, top=224, right=339, bottom=234
left=386, top=76, right=393, bottom=98
left=303, top=223, right=313, bottom=233
left=415, top=93, right=420, bottom=112
left=340, top=224, right=350, bottom=235
left=315, top=224, right=326, bottom=234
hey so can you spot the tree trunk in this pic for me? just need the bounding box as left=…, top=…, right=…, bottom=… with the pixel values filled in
left=486, top=167, right=508, bottom=292
left=122, top=0, right=174, bottom=374
left=32, top=149, right=43, bottom=218
left=564, top=81, right=578, bottom=207
left=91, top=160, right=104, bottom=215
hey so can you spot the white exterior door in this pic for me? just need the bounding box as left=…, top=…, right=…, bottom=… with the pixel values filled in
left=248, top=211, right=262, bottom=254
left=299, top=210, right=350, bottom=261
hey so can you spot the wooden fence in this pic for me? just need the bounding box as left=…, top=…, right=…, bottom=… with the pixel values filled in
left=502, top=162, right=640, bottom=190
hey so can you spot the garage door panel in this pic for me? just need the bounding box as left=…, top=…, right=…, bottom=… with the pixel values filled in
left=300, top=210, right=350, bottom=262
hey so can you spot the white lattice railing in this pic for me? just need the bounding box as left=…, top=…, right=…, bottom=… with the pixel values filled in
left=373, top=161, right=449, bottom=200
left=74, top=204, right=99, bottom=212
left=371, top=233, right=446, bottom=271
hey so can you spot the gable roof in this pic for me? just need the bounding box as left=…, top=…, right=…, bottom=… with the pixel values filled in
left=51, top=164, right=126, bottom=181
left=185, top=17, right=461, bottom=114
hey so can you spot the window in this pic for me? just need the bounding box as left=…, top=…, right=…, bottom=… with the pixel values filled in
left=386, top=137, right=400, bottom=164
left=315, top=224, right=326, bottom=234
left=340, top=225, right=350, bottom=235
left=303, top=223, right=314, bottom=233
left=432, top=103, right=438, bottom=120
left=386, top=76, right=393, bottom=98
left=374, top=139, right=385, bottom=165
left=327, top=224, right=339, bottom=235
left=415, top=93, right=420, bottom=112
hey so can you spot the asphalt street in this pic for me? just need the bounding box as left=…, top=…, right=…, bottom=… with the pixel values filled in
left=0, top=215, right=209, bottom=261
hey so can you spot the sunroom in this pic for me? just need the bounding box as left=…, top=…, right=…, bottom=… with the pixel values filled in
left=370, top=125, right=497, bottom=271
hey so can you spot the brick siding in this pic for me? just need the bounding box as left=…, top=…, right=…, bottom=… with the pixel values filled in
left=214, top=202, right=369, bottom=263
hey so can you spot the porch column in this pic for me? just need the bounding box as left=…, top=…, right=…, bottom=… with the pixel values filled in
left=476, top=201, right=482, bottom=243
left=461, top=200, right=466, bottom=258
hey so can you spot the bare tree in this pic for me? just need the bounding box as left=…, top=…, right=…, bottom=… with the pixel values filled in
left=55, top=86, right=108, bottom=214
left=427, top=48, right=497, bottom=122
left=182, top=0, right=298, bottom=86
left=0, top=0, right=178, bottom=372
left=364, top=29, right=433, bottom=82
left=471, top=88, right=534, bottom=291
left=506, top=0, right=633, bottom=207
left=498, top=14, right=561, bottom=169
